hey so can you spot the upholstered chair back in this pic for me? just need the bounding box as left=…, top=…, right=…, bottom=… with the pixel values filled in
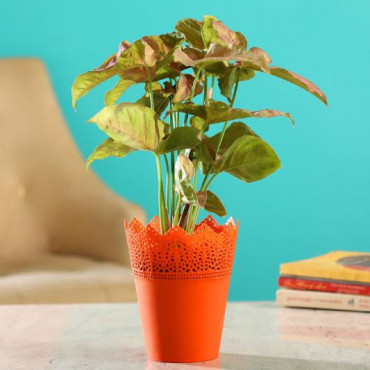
left=0, top=58, right=145, bottom=265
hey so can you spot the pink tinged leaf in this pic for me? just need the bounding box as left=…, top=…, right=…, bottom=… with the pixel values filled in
left=143, top=42, right=157, bottom=67
left=251, top=109, right=295, bottom=126
left=173, top=47, right=205, bottom=66
left=270, top=67, right=328, bottom=105
left=172, top=73, right=203, bottom=103
left=175, top=44, right=271, bottom=74
left=236, top=47, right=271, bottom=74
left=212, top=20, right=247, bottom=49
left=196, top=191, right=208, bottom=208
left=96, top=41, right=132, bottom=71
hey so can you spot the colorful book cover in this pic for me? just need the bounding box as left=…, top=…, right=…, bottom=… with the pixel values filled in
left=278, top=276, right=370, bottom=296
left=280, top=251, right=370, bottom=284
left=276, top=289, right=370, bottom=312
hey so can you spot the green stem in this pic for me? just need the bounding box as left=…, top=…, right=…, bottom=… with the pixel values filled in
left=204, top=173, right=217, bottom=190
left=154, top=150, right=169, bottom=234
left=155, top=155, right=164, bottom=233
left=187, top=71, right=208, bottom=231
left=173, top=193, right=182, bottom=225
left=184, top=68, right=202, bottom=125
left=190, top=208, right=200, bottom=234
left=145, top=65, right=155, bottom=110
left=203, top=71, right=208, bottom=103
left=176, top=112, right=179, bottom=128
left=191, top=69, right=241, bottom=231
left=210, top=74, right=215, bottom=98
left=148, top=66, right=168, bottom=232
left=164, top=154, right=170, bottom=216
left=201, top=68, right=241, bottom=191
left=169, top=100, right=176, bottom=224
left=190, top=173, right=217, bottom=234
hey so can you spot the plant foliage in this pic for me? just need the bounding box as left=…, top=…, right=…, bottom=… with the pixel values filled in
left=72, top=15, right=327, bottom=234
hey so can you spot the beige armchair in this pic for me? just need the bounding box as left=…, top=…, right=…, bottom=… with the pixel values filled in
left=0, top=58, right=146, bottom=304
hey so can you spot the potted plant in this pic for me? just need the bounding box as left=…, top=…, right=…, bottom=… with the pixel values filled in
left=72, top=15, right=327, bottom=363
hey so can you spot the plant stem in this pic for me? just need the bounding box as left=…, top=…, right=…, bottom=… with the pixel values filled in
left=184, top=68, right=202, bottom=125
left=173, top=192, right=182, bottom=225
left=169, top=99, right=176, bottom=224
left=204, top=172, right=217, bottom=190
left=145, top=65, right=155, bottom=110
left=201, top=68, right=241, bottom=192
left=147, top=65, right=168, bottom=232
left=203, top=71, right=208, bottom=103
left=191, top=68, right=241, bottom=231
left=210, top=74, right=215, bottom=99
left=187, top=70, right=208, bottom=231
left=164, top=154, right=170, bottom=216
left=215, top=68, right=240, bottom=154
left=155, top=155, right=165, bottom=233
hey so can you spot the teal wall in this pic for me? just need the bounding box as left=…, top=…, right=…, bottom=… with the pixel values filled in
left=2, top=0, right=369, bottom=300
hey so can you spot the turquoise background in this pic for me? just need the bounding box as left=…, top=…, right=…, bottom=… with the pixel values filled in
left=1, top=0, right=369, bottom=300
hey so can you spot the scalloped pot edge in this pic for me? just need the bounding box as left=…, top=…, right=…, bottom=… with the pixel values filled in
left=124, top=215, right=238, bottom=237
left=125, top=215, right=239, bottom=281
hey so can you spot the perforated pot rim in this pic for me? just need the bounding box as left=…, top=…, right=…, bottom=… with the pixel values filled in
left=125, top=215, right=239, bottom=280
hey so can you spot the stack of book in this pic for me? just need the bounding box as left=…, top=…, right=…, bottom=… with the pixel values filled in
left=276, top=251, right=370, bottom=312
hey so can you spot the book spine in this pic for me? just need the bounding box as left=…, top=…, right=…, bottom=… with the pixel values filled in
left=276, top=289, right=370, bottom=312
left=278, top=276, right=370, bottom=296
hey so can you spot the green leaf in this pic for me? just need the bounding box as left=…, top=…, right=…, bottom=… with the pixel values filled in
left=88, top=103, right=168, bottom=151
left=199, top=121, right=258, bottom=173
left=203, top=121, right=258, bottom=159
left=189, top=100, right=257, bottom=124
left=217, top=135, right=281, bottom=182
left=190, top=116, right=208, bottom=131
left=175, top=18, right=204, bottom=49
left=218, top=67, right=239, bottom=100
left=270, top=67, right=328, bottom=105
left=145, top=81, right=163, bottom=93
left=71, top=40, right=140, bottom=109
left=175, top=154, right=197, bottom=205
left=204, top=61, right=229, bottom=75
left=239, top=67, right=255, bottom=81
left=197, top=191, right=227, bottom=217
left=171, top=100, right=294, bottom=126
left=104, top=78, right=135, bottom=106
left=86, top=138, right=135, bottom=167
left=201, top=15, right=247, bottom=50
left=170, top=102, right=207, bottom=118
left=172, top=73, right=203, bottom=103
left=137, top=92, right=170, bottom=116
left=218, top=65, right=255, bottom=100
left=157, top=127, right=201, bottom=154
left=201, top=15, right=219, bottom=48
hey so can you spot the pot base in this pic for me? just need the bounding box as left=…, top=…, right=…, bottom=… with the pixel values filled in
left=135, top=277, right=230, bottom=363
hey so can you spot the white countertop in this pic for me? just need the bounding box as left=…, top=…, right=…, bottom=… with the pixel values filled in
left=1, top=302, right=369, bottom=369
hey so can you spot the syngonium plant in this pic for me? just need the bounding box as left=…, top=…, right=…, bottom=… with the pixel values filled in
left=72, top=15, right=327, bottom=234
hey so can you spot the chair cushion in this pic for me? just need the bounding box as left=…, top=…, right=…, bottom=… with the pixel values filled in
left=0, top=254, right=136, bottom=304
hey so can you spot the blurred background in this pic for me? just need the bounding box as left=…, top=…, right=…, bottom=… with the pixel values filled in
left=1, top=0, right=369, bottom=301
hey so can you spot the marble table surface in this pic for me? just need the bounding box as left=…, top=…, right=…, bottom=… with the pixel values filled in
left=1, top=302, right=369, bottom=370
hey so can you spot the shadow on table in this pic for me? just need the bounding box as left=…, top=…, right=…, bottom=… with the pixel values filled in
left=146, top=353, right=357, bottom=370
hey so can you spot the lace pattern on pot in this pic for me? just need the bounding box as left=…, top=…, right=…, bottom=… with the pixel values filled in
left=125, top=216, right=238, bottom=280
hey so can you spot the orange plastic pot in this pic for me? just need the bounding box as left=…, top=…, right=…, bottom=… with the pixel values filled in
left=125, top=216, right=238, bottom=363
